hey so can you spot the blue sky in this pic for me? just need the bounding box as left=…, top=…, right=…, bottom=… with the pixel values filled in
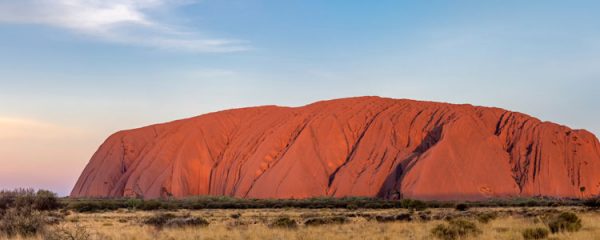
left=0, top=0, right=599, bottom=195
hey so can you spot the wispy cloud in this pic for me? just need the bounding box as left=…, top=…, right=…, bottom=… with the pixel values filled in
left=0, top=0, right=249, bottom=53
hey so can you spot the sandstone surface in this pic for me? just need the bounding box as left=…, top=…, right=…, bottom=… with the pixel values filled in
left=71, top=97, right=600, bottom=200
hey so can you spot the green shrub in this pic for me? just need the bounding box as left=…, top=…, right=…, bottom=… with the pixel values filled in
left=431, top=219, right=481, bottom=240
left=270, top=217, right=297, bottom=228
left=68, top=199, right=126, bottom=212
left=125, top=198, right=143, bottom=210
left=522, top=227, right=549, bottom=240
left=547, top=212, right=582, bottom=233
left=139, top=200, right=162, bottom=210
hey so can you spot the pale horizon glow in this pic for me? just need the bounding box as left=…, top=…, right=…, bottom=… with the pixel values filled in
left=1, top=0, right=599, bottom=196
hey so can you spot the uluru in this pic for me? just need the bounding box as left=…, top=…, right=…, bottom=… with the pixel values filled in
left=70, top=97, right=600, bottom=201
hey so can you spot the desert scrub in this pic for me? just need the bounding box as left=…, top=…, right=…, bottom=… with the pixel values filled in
left=0, top=189, right=60, bottom=211
left=68, top=200, right=124, bottom=212
left=522, top=227, right=550, bottom=240
left=143, top=212, right=209, bottom=228
left=304, top=216, right=349, bottom=226
left=33, top=190, right=61, bottom=211
left=399, top=199, right=428, bottom=210
left=59, top=196, right=592, bottom=211
left=0, top=207, right=47, bottom=237
left=269, top=216, right=297, bottom=228
left=142, top=213, right=177, bottom=227
left=164, top=216, right=209, bottom=228
left=125, top=198, right=143, bottom=210
left=583, top=197, right=600, bottom=209
left=454, top=203, right=469, bottom=211
left=476, top=212, right=497, bottom=224
left=374, top=213, right=412, bottom=222
left=418, top=211, right=432, bottom=221
left=547, top=212, right=582, bottom=233
left=431, top=219, right=481, bottom=240
left=44, top=224, right=91, bottom=240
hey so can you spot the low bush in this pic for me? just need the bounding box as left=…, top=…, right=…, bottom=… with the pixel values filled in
left=125, top=198, right=143, bottom=210
left=11, top=189, right=35, bottom=210
left=454, top=203, right=469, bottom=211
left=164, top=216, right=209, bottom=228
left=374, top=213, right=412, bottom=222
left=60, top=195, right=598, bottom=210
left=418, top=212, right=431, bottom=221
left=0, top=189, right=60, bottom=211
left=400, top=199, right=428, bottom=211
left=270, top=217, right=297, bottom=228
left=304, top=216, right=349, bottom=226
left=374, top=215, right=396, bottom=222
left=44, top=224, right=91, bottom=240
left=68, top=200, right=124, bottom=212
left=33, top=190, right=61, bottom=211
left=143, top=213, right=177, bottom=227
left=139, top=200, right=163, bottom=211
left=143, top=212, right=209, bottom=228
left=68, top=201, right=100, bottom=212
left=522, top=227, right=549, bottom=240
left=547, top=212, right=582, bottom=233
left=583, top=198, right=600, bottom=209
left=346, top=203, right=358, bottom=210
left=431, top=219, right=481, bottom=240
left=0, top=207, right=46, bottom=237
left=226, top=220, right=250, bottom=229
left=476, top=212, right=497, bottom=224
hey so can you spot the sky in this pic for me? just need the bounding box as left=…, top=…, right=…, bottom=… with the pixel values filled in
left=0, top=0, right=599, bottom=196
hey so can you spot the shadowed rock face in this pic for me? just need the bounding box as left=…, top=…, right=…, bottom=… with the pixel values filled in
left=71, top=97, right=600, bottom=200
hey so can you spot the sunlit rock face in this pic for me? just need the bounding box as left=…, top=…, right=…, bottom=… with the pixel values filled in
left=71, top=97, right=600, bottom=200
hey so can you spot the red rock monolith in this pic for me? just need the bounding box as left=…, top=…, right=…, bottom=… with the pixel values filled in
left=71, top=97, right=600, bottom=200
